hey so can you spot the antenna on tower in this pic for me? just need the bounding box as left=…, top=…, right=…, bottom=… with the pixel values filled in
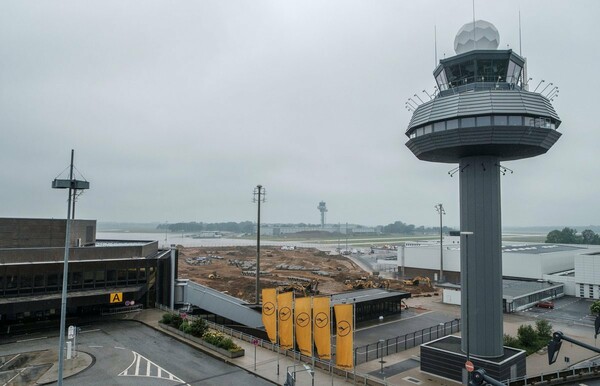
left=472, top=0, right=476, bottom=50
left=519, top=9, right=522, bottom=55
left=317, top=201, right=328, bottom=228
left=434, top=25, right=438, bottom=66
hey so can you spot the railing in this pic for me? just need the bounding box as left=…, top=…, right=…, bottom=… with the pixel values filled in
left=101, top=304, right=143, bottom=315
left=354, top=318, right=461, bottom=365
left=438, top=81, right=522, bottom=97
left=504, top=365, right=600, bottom=385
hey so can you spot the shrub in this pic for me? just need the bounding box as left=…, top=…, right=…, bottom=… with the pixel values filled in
left=535, top=319, right=552, bottom=340
left=218, top=337, right=235, bottom=350
left=202, top=331, right=223, bottom=346
left=202, top=331, right=240, bottom=352
left=591, top=300, right=600, bottom=315
left=189, top=318, right=208, bottom=338
left=503, top=334, right=521, bottom=349
left=170, top=314, right=184, bottom=329
left=517, top=325, right=537, bottom=347
left=160, top=313, right=174, bottom=325
left=179, top=319, right=193, bottom=334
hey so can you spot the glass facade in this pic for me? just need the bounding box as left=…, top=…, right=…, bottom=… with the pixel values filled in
left=0, top=260, right=151, bottom=297
left=409, top=114, right=558, bottom=139
left=434, top=53, right=523, bottom=91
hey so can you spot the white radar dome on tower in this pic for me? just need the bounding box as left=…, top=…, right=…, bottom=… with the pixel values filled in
left=454, top=20, right=499, bottom=54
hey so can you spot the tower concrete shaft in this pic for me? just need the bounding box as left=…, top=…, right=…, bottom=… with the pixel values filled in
left=460, top=156, right=503, bottom=358
left=317, top=201, right=327, bottom=228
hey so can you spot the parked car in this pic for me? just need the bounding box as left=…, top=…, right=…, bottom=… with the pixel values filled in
left=536, top=301, right=555, bottom=309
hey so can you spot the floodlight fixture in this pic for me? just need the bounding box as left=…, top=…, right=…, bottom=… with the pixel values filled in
left=548, top=331, right=600, bottom=365
left=469, top=369, right=506, bottom=386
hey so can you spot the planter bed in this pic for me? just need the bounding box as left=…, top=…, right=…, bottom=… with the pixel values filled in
left=159, top=323, right=245, bottom=358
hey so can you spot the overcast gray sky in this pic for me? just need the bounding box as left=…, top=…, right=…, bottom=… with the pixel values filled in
left=1, top=1, right=598, bottom=228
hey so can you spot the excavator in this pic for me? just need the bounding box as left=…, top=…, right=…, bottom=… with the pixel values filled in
left=277, top=279, right=320, bottom=296
left=412, top=276, right=431, bottom=286
left=401, top=276, right=432, bottom=286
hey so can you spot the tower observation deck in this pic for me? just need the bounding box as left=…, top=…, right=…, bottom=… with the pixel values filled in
left=406, top=20, right=562, bottom=360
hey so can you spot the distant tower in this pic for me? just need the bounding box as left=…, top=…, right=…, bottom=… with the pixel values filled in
left=317, top=201, right=327, bottom=228
left=406, top=20, right=561, bottom=366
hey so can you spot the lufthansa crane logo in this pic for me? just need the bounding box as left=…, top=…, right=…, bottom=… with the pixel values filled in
left=295, top=312, right=310, bottom=328
left=314, top=312, right=329, bottom=329
left=263, top=302, right=275, bottom=316
left=337, top=320, right=351, bottom=337
left=279, top=307, right=292, bottom=321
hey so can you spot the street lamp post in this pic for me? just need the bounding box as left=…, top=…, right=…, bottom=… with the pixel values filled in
left=51, top=150, right=89, bottom=386
left=253, top=185, right=266, bottom=304
left=435, top=204, right=446, bottom=282
left=461, top=231, right=473, bottom=383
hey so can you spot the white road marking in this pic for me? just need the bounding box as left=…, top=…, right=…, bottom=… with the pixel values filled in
left=16, top=336, right=47, bottom=343
left=80, top=329, right=100, bottom=334
left=88, top=345, right=103, bottom=348
left=0, top=354, right=20, bottom=370
left=119, top=350, right=189, bottom=385
left=2, top=366, right=28, bottom=386
left=114, top=346, right=126, bottom=350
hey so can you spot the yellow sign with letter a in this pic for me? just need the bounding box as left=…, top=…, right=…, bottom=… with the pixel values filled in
left=110, top=292, right=123, bottom=303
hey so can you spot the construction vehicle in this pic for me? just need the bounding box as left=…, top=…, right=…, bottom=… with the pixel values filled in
left=412, top=276, right=431, bottom=286
left=277, top=283, right=305, bottom=295
left=208, top=272, right=221, bottom=280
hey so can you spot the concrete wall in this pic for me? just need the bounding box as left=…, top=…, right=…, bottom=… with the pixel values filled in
left=575, top=254, right=600, bottom=285
left=399, top=245, right=461, bottom=272
left=0, top=218, right=96, bottom=248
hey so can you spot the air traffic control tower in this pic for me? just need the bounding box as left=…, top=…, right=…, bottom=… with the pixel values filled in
left=406, top=21, right=561, bottom=381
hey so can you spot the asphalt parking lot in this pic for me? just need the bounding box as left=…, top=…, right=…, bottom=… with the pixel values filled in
left=519, top=296, right=597, bottom=328
left=0, top=320, right=274, bottom=386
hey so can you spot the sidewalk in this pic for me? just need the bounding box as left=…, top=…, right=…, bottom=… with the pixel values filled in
left=131, top=309, right=362, bottom=386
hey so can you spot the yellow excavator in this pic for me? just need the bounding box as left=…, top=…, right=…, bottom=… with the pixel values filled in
left=411, top=276, right=431, bottom=286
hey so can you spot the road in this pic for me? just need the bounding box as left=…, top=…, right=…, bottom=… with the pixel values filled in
left=0, top=320, right=274, bottom=386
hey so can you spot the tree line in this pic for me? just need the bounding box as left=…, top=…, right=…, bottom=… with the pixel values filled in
left=545, top=227, right=600, bottom=245
left=157, top=219, right=454, bottom=235
left=157, top=221, right=254, bottom=234
left=381, top=220, right=453, bottom=235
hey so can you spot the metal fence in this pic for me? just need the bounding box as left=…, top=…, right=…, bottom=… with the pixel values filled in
left=354, top=318, right=461, bottom=365
left=155, top=304, right=389, bottom=385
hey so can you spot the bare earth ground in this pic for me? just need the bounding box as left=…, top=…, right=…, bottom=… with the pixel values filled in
left=177, top=246, right=434, bottom=303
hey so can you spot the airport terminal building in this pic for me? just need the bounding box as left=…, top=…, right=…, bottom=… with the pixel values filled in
left=0, top=218, right=175, bottom=324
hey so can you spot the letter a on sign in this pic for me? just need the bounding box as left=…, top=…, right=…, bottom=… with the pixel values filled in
left=110, top=292, right=123, bottom=304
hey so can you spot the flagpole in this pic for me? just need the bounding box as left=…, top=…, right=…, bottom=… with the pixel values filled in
left=293, top=292, right=297, bottom=364
left=276, top=289, right=280, bottom=376
left=311, top=296, right=315, bottom=369
left=330, top=298, right=334, bottom=386
left=353, top=302, right=356, bottom=385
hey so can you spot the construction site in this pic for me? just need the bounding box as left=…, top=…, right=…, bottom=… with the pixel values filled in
left=177, top=246, right=436, bottom=303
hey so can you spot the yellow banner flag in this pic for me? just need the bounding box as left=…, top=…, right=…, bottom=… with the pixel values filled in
left=334, top=303, right=354, bottom=369
left=278, top=291, right=294, bottom=350
left=313, top=297, right=331, bottom=360
left=294, top=297, right=312, bottom=356
left=261, top=288, right=277, bottom=343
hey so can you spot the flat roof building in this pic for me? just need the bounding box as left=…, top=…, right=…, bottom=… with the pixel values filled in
left=0, top=218, right=175, bottom=325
